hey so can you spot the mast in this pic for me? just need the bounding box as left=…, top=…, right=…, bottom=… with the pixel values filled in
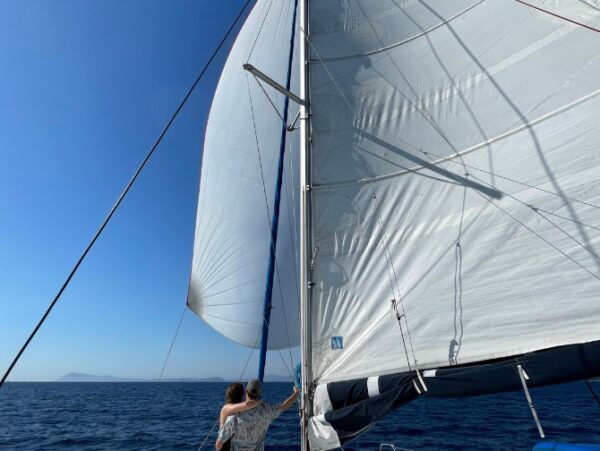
left=257, top=0, right=299, bottom=383
left=299, top=0, right=312, bottom=448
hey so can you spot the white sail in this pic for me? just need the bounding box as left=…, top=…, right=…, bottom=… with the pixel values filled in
left=307, top=0, right=600, bottom=384
left=188, top=0, right=300, bottom=350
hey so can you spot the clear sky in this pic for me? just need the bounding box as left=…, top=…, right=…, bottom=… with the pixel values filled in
left=0, top=0, right=299, bottom=382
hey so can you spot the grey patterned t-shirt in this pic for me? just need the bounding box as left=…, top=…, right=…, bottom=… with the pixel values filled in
left=217, top=403, right=282, bottom=451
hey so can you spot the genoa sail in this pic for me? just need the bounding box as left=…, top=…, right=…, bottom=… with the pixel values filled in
left=304, top=0, right=600, bottom=448
left=187, top=0, right=300, bottom=350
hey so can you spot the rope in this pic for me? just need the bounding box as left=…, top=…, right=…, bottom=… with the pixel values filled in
left=246, top=0, right=274, bottom=63
left=532, top=206, right=600, bottom=262
left=246, top=72, right=274, bottom=234
left=467, top=174, right=600, bottom=280
left=450, top=185, right=467, bottom=365
left=253, top=75, right=286, bottom=123
left=273, top=262, right=296, bottom=373
left=515, top=0, right=600, bottom=33
left=260, top=315, right=294, bottom=380
left=370, top=187, right=414, bottom=371
left=133, top=305, right=188, bottom=444
left=0, top=0, right=255, bottom=392
left=585, top=380, right=600, bottom=407
left=419, top=150, right=600, bottom=212
left=306, top=38, right=355, bottom=113
left=158, top=307, right=187, bottom=381
left=536, top=207, right=600, bottom=233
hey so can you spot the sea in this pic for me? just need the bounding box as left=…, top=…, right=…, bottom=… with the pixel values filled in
left=1, top=381, right=599, bottom=450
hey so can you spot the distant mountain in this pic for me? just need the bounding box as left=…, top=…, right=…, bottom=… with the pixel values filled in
left=54, top=372, right=294, bottom=383
left=161, top=377, right=226, bottom=383
left=56, top=372, right=135, bottom=382
left=55, top=372, right=226, bottom=383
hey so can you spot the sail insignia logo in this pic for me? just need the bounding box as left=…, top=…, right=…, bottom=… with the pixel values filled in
left=331, top=336, right=344, bottom=350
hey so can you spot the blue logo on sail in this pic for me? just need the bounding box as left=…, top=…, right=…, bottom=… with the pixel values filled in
left=331, top=336, right=344, bottom=350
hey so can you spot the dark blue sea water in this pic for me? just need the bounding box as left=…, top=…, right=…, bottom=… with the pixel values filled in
left=1, top=381, right=599, bottom=450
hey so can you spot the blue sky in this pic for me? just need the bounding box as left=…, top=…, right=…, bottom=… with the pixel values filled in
left=0, top=0, right=299, bottom=382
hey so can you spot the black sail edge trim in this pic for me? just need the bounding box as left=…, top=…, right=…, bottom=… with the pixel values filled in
left=315, top=340, right=600, bottom=446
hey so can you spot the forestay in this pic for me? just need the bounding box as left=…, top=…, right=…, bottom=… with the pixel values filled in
left=188, top=0, right=300, bottom=350
left=307, top=0, right=600, bottom=442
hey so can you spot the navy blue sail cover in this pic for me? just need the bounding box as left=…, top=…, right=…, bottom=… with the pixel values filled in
left=309, top=340, right=600, bottom=449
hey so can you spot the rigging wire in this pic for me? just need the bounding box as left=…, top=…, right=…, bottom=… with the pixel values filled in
left=158, top=307, right=187, bottom=381
left=253, top=75, right=286, bottom=123
left=584, top=380, right=600, bottom=407
left=0, top=0, right=256, bottom=391
left=515, top=0, right=600, bottom=33
left=421, top=150, right=600, bottom=270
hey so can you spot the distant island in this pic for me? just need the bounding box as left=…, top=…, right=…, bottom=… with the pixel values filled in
left=54, top=372, right=293, bottom=383
left=55, top=372, right=226, bottom=383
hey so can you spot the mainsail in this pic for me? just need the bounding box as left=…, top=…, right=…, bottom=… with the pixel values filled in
left=302, top=0, right=600, bottom=448
left=187, top=0, right=300, bottom=351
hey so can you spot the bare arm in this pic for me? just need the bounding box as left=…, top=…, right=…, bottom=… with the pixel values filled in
left=216, top=416, right=235, bottom=449
left=220, top=399, right=260, bottom=426
left=279, top=387, right=300, bottom=413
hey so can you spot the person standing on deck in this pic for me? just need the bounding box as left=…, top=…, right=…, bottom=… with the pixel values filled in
left=215, top=380, right=299, bottom=451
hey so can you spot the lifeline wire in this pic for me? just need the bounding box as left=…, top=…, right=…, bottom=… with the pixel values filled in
left=0, top=0, right=255, bottom=391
